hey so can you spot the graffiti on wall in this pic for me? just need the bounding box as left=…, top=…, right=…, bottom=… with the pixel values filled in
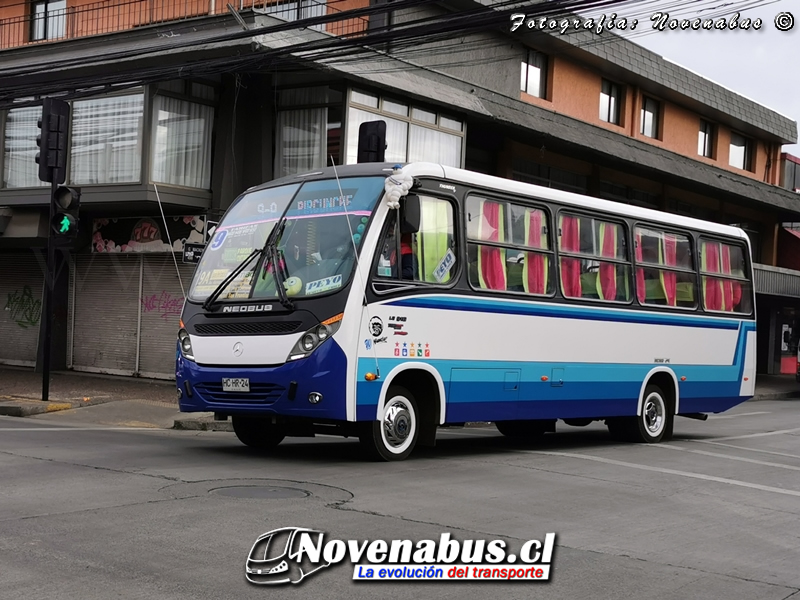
left=93, top=216, right=206, bottom=253
left=5, top=285, right=42, bottom=329
left=141, top=291, right=184, bottom=320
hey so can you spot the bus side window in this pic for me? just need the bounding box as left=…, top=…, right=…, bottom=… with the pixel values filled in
left=374, top=197, right=455, bottom=284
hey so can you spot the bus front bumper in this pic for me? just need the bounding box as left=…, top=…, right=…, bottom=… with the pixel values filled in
left=176, top=339, right=347, bottom=421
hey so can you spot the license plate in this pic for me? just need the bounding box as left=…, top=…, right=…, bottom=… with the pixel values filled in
left=222, top=378, right=250, bottom=392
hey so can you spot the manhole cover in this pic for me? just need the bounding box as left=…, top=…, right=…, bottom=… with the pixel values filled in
left=210, top=486, right=309, bottom=499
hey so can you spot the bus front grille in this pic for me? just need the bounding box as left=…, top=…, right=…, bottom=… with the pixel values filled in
left=194, top=382, right=286, bottom=403
left=194, top=321, right=302, bottom=336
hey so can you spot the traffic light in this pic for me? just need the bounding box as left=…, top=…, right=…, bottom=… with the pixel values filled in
left=51, top=186, right=80, bottom=238
left=357, top=120, right=387, bottom=163
left=35, top=98, right=71, bottom=184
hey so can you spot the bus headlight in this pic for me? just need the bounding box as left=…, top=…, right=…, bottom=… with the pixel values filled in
left=301, top=333, right=318, bottom=352
left=287, top=313, right=343, bottom=361
left=178, top=329, right=195, bottom=361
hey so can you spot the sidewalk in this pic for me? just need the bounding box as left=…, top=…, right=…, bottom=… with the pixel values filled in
left=1, top=366, right=798, bottom=427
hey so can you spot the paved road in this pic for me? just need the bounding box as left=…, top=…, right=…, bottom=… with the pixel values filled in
left=1, top=402, right=799, bottom=599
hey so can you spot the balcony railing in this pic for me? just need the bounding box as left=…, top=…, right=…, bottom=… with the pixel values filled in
left=0, top=0, right=368, bottom=50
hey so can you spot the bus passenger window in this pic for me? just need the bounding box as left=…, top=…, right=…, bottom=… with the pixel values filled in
left=699, top=239, right=751, bottom=314
left=634, top=227, right=697, bottom=309
left=466, top=196, right=555, bottom=296
left=559, top=214, right=631, bottom=303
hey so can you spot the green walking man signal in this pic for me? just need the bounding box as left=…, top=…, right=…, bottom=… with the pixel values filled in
left=51, top=186, right=81, bottom=238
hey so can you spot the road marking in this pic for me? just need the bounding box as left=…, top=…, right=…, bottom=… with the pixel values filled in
left=528, top=450, right=800, bottom=497
left=710, top=427, right=800, bottom=441
left=693, top=440, right=800, bottom=461
left=648, top=444, right=800, bottom=472
left=0, top=427, right=165, bottom=432
left=707, top=411, right=770, bottom=419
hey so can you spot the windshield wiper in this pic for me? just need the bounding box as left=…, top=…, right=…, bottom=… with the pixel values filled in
left=201, top=217, right=287, bottom=312
left=201, top=246, right=263, bottom=312
left=263, top=219, right=294, bottom=310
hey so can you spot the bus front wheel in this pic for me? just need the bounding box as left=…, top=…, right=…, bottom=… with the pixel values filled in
left=360, top=387, right=419, bottom=461
left=231, top=416, right=286, bottom=450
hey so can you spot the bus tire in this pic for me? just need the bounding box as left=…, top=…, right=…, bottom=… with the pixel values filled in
left=359, top=387, right=419, bottom=461
left=231, top=416, right=286, bottom=450
left=631, top=384, right=671, bottom=443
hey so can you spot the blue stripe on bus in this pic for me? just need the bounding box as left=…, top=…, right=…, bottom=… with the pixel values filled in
left=355, top=340, right=752, bottom=422
left=386, top=295, right=747, bottom=330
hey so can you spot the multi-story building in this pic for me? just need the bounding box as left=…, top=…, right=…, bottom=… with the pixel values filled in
left=0, top=0, right=798, bottom=378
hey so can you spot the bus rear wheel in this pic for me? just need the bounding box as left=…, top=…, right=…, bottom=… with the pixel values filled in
left=360, top=387, right=419, bottom=461
left=231, top=416, right=286, bottom=450
left=609, top=384, right=672, bottom=443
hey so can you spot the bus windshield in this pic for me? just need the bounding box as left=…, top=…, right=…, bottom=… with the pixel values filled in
left=189, top=176, right=386, bottom=302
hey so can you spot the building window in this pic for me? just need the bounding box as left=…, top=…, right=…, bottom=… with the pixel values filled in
left=275, top=86, right=342, bottom=178
left=698, top=120, right=714, bottom=158
left=264, top=0, right=326, bottom=31
left=70, top=94, right=144, bottom=185
left=30, top=0, right=66, bottom=41
left=599, top=80, right=620, bottom=125
left=346, top=90, right=464, bottom=168
left=520, top=50, right=548, bottom=99
left=729, top=132, right=753, bottom=171
left=151, top=95, right=214, bottom=189
left=511, top=158, right=587, bottom=194
left=2, top=106, right=48, bottom=188
left=640, top=97, right=659, bottom=138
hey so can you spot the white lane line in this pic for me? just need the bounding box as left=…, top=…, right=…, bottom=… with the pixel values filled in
left=0, top=427, right=164, bottom=432
left=647, top=444, right=800, bottom=472
left=710, top=427, right=800, bottom=441
left=693, top=440, right=800, bottom=461
left=707, top=411, right=770, bottom=419
left=527, top=451, right=800, bottom=498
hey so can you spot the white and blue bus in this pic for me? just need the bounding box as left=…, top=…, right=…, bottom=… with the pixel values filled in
left=177, top=162, right=756, bottom=460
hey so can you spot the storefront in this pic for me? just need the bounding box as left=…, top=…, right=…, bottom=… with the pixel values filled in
left=67, top=216, right=203, bottom=379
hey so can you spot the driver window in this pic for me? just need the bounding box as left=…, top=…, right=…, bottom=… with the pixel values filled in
left=375, top=196, right=456, bottom=284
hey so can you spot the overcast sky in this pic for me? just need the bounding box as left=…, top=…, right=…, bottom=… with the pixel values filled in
left=605, top=0, right=800, bottom=155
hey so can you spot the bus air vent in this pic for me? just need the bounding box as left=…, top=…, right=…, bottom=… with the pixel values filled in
left=195, top=321, right=302, bottom=336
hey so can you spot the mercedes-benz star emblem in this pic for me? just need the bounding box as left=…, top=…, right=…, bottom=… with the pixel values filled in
left=233, top=342, right=243, bottom=357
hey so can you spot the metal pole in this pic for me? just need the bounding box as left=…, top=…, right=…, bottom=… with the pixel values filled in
left=42, top=179, right=55, bottom=401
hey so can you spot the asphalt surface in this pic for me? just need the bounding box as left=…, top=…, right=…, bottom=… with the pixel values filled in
left=1, top=401, right=799, bottom=599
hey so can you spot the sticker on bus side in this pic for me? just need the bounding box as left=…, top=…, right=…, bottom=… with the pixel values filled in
left=305, top=275, right=343, bottom=295
left=433, top=249, right=456, bottom=282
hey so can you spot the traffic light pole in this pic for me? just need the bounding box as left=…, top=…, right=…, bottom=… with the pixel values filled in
left=41, top=179, right=56, bottom=402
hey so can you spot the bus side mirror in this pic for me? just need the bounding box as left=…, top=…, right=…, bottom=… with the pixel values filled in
left=400, top=195, right=420, bottom=234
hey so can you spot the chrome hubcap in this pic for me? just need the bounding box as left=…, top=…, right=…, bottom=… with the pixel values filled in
left=643, top=394, right=664, bottom=435
left=383, top=400, right=413, bottom=448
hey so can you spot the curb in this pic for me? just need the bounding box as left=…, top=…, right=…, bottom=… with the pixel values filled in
left=173, top=418, right=233, bottom=432
left=0, top=394, right=118, bottom=417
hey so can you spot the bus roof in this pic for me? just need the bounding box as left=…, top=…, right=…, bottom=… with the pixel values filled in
left=260, top=162, right=749, bottom=241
